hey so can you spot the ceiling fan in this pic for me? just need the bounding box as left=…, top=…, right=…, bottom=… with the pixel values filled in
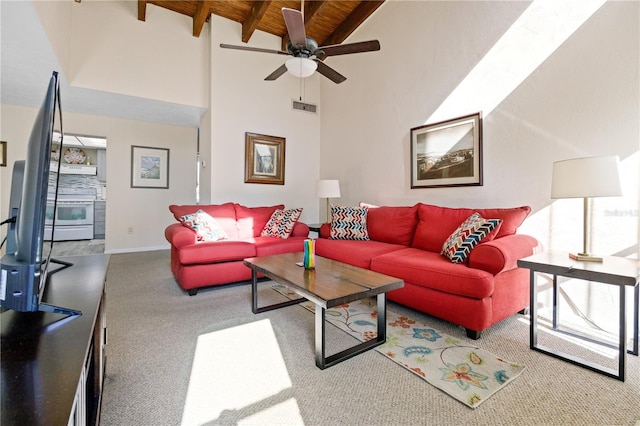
left=220, top=7, right=380, bottom=84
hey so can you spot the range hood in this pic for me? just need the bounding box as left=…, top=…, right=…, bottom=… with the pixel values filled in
left=53, top=131, right=107, bottom=148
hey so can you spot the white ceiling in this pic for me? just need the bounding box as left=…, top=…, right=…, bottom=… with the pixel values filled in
left=0, top=1, right=204, bottom=129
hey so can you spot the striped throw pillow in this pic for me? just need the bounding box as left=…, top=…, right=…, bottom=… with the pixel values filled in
left=330, top=206, right=370, bottom=240
left=261, top=208, right=303, bottom=239
left=441, top=213, right=502, bottom=263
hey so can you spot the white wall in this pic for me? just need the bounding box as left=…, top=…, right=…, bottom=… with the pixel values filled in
left=320, top=0, right=639, bottom=257
left=208, top=16, right=322, bottom=224
left=33, top=0, right=209, bottom=109
left=3, top=0, right=637, bottom=258
left=0, top=104, right=198, bottom=254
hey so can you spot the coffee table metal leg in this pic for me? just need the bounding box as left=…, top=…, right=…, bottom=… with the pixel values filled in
left=315, top=306, right=326, bottom=368
left=377, top=293, right=387, bottom=342
left=250, top=270, right=306, bottom=314
left=315, top=294, right=388, bottom=370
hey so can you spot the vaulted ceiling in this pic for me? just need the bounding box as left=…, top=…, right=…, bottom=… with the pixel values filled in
left=138, top=1, right=385, bottom=49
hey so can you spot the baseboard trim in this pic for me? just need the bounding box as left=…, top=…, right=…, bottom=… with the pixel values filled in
left=105, top=244, right=169, bottom=254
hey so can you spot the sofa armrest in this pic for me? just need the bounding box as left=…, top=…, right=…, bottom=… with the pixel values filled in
left=320, top=223, right=331, bottom=238
left=165, top=223, right=197, bottom=249
left=291, top=222, right=310, bottom=238
left=468, top=234, right=542, bottom=275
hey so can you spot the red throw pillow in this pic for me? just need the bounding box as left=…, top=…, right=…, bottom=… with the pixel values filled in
left=235, top=204, right=284, bottom=238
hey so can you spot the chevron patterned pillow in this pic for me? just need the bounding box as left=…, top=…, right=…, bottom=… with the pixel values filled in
left=441, top=213, right=502, bottom=263
left=180, top=209, right=229, bottom=242
left=330, top=206, right=370, bottom=240
left=261, top=208, right=303, bottom=239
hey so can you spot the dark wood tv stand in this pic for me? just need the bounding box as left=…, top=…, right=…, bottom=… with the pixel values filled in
left=1, top=254, right=110, bottom=426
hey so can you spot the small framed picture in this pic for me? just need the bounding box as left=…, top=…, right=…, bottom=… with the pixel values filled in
left=131, top=145, right=170, bottom=189
left=410, top=112, right=483, bottom=188
left=0, top=141, right=6, bottom=167
left=244, top=132, right=285, bottom=185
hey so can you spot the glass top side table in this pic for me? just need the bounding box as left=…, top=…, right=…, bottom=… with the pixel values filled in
left=518, top=251, right=639, bottom=381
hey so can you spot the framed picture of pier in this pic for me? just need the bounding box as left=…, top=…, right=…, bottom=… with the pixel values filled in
left=244, top=132, right=285, bottom=185
left=131, top=145, right=170, bottom=189
left=410, top=112, right=483, bottom=189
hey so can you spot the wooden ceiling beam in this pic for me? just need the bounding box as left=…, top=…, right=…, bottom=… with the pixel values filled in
left=193, top=0, right=213, bottom=37
left=242, top=0, right=272, bottom=43
left=138, top=0, right=147, bottom=21
left=321, top=0, right=384, bottom=46
left=304, top=0, right=331, bottom=28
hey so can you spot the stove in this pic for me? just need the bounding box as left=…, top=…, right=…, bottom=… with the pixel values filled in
left=45, top=188, right=97, bottom=241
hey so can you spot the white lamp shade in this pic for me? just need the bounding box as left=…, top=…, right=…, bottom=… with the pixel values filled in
left=551, top=155, right=623, bottom=199
left=285, top=57, right=317, bottom=78
left=316, top=180, right=341, bottom=198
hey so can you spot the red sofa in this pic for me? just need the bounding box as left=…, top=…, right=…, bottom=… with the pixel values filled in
left=165, top=203, right=309, bottom=295
left=315, top=203, right=541, bottom=339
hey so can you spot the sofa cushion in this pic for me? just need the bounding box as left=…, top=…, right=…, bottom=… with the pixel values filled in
left=253, top=236, right=306, bottom=257
left=412, top=204, right=530, bottom=253
left=315, top=238, right=404, bottom=269
left=330, top=205, right=370, bottom=240
left=235, top=204, right=284, bottom=239
left=169, top=203, right=238, bottom=239
left=179, top=209, right=229, bottom=242
left=177, top=240, right=256, bottom=265
left=365, top=204, right=419, bottom=246
left=260, top=208, right=303, bottom=238
left=371, top=248, right=494, bottom=299
left=441, top=213, right=502, bottom=263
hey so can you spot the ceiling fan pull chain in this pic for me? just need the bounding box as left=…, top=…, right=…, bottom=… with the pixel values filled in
left=299, top=71, right=303, bottom=101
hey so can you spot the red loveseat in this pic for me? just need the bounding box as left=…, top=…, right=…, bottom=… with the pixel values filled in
left=315, top=203, right=541, bottom=339
left=165, top=203, right=309, bottom=295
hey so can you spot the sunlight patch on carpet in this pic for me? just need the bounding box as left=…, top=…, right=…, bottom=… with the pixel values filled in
left=181, top=319, right=303, bottom=425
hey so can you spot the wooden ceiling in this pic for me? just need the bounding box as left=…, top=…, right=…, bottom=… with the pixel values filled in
left=138, top=1, right=385, bottom=49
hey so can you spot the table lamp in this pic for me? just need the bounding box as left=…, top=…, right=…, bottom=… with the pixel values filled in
left=316, top=179, right=341, bottom=223
left=551, top=155, right=622, bottom=262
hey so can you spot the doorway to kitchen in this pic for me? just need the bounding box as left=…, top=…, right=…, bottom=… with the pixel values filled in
left=46, top=132, right=107, bottom=256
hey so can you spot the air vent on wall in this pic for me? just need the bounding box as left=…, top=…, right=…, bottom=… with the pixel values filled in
left=292, top=100, right=318, bottom=114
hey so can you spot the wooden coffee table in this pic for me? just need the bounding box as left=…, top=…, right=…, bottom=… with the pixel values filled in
left=243, top=252, right=404, bottom=369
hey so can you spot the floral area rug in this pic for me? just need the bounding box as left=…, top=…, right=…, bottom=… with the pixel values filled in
left=272, top=284, right=525, bottom=408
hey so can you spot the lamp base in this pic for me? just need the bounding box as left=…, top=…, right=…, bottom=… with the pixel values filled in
left=569, top=252, right=603, bottom=263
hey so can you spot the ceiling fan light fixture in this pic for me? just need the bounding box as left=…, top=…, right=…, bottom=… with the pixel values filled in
left=285, top=57, right=317, bottom=78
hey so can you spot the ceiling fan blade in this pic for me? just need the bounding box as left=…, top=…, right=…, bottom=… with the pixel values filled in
left=282, top=8, right=307, bottom=47
left=220, top=43, right=288, bottom=56
left=318, top=40, right=381, bottom=58
left=314, top=60, right=347, bottom=84
left=265, top=64, right=288, bottom=81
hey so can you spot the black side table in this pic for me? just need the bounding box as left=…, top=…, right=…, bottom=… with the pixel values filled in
left=308, top=223, right=323, bottom=233
left=518, top=251, right=639, bottom=381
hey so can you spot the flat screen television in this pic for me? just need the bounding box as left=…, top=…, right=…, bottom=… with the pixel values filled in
left=0, top=71, right=80, bottom=316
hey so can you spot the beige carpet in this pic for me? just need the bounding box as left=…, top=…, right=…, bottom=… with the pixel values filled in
left=100, top=250, right=640, bottom=425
